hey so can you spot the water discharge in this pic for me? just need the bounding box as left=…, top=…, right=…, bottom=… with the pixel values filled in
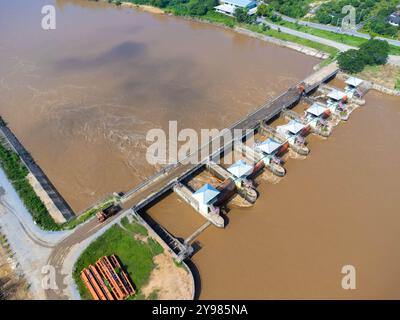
left=1, top=0, right=400, bottom=299
left=0, top=0, right=318, bottom=212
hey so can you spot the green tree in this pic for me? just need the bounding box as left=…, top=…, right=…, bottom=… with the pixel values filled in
left=395, top=79, right=400, bottom=90
left=257, top=3, right=273, bottom=18
left=360, top=39, right=390, bottom=65
left=337, top=49, right=366, bottom=73
left=234, top=7, right=249, bottom=23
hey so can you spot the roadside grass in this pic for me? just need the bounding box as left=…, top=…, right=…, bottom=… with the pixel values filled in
left=197, top=11, right=237, bottom=28
left=73, top=223, right=164, bottom=300
left=388, top=45, right=400, bottom=56
left=121, top=216, right=148, bottom=236
left=0, top=142, right=60, bottom=231
left=0, top=127, right=118, bottom=231
left=275, top=19, right=400, bottom=56
left=277, top=20, right=367, bottom=47
left=61, top=197, right=115, bottom=230
left=358, top=27, right=400, bottom=42
left=197, top=12, right=339, bottom=57
left=245, top=23, right=339, bottom=57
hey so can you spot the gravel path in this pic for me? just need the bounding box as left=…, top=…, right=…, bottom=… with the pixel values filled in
left=0, top=168, right=71, bottom=299
left=257, top=17, right=400, bottom=66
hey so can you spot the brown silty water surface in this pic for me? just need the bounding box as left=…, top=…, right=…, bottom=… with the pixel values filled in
left=0, top=0, right=318, bottom=212
left=2, top=0, right=400, bottom=300
left=149, top=89, right=400, bottom=299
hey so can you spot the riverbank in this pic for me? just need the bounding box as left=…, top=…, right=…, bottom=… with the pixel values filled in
left=110, top=1, right=338, bottom=60
left=273, top=18, right=400, bottom=56
left=0, top=139, right=60, bottom=230
left=0, top=166, right=71, bottom=299
left=0, top=229, right=32, bottom=300
left=121, top=2, right=164, bottom=14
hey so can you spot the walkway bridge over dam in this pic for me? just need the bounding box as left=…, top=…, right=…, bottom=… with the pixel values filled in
left=118, top=62, right=340, bottom=261
left=0, top=61, right=340, bottom=268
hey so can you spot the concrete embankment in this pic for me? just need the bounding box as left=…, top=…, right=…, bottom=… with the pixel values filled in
left=0, top=117, right=74, bottom=222
left=234, top=27, right=329, bottom=60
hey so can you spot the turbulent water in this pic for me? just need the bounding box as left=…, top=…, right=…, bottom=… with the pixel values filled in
left=0, top=0, right=318, bottom=212
left=2, top=0, right=399, bottom=300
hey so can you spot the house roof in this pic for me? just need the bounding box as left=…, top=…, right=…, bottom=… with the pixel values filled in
left=327, top=89, right=346, bottom=101
left=278, top=120, right=305, bottom=135
left=257, top=138, right=282, bottom=155
left=306, top=102, right=328, bottom=117
left=227, top=160, right=253, bottom=178
left=193, top=184, right=220, bottom=205
left=345, top=77, right=363, bottom=87
left=215, top=4, right=235, bottom=15
left=222, top=0, right=256, bottom=7
left=388, top=12, right=400, bottom=24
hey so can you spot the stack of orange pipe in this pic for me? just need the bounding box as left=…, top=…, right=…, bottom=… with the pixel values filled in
left=80, top=255, right=136, bottom=300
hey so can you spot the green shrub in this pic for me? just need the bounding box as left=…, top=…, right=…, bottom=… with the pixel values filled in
left=395, top=79, right=400, bottom=90
left=0, top=143, right=59, bottom=230
left=360, top=39, right=390, bottom=65
left=339, top=38, right=390, bottom=73
left=338, top=49, right=366, bottom=73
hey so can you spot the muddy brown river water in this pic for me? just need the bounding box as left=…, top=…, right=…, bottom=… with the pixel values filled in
left=0, top=0, right=318, bottom=212
left=1, top=0, right=400, bottom=299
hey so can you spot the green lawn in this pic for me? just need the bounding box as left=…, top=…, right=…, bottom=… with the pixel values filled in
left=0, top=142, right=60, bottom=231
left=277, top=20, right=367, bottom=47
left=121, top=216, right=148, bottom=236
left=245, top=23, right=339, bottom=57
left=73, top=220, right=164, bottom=300
left=61, top=197, right=116, bottom=230
left=275, top=19, right=400, bottom=56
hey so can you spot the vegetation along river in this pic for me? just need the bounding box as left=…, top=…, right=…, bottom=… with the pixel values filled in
left=1, top=0, right=399, bottom=299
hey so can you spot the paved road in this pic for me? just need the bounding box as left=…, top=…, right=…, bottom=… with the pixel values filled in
left=275, top=12, right=400, bottom=47
left=258, top=17, right=355, bottom=52
left=257, top=17, right=400, bottom=66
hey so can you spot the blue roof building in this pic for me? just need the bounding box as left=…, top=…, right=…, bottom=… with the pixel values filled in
left=193, top=184, right=220, bottom=206
left=227, top=160, right=253, bottom=178
left=257, top=138, right=282, bottom=155
left=215, top=0, right=257, bottom=16
left=221, top=0, right=257, bottom=8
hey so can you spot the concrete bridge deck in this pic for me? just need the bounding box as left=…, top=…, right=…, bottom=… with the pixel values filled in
left=118, top=63, right=339, bottom=257
left=122, top=63, right=339, bottom=213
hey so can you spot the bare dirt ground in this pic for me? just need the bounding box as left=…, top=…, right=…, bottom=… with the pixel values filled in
left=141, top=253, right=193, bottom=300
left=0, top=235, right=31, bottom=300
left=121, top=3, right=165, bottom=14
left=357, top=64, right=400, bottom=89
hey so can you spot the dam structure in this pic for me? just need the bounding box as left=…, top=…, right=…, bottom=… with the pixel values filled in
left=119, top=62, right=344, bottom=262
left=0, top=62, right=352, bottom=263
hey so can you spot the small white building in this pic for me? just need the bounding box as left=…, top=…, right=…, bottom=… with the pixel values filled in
left=345, top=77, right=363, bottom=88
left=227, top=160, right=253, bottom=179
left=277, top=120, right=305, bottom=136
left=306, top=102, right=329, bottom=118
left=327, top=89, right=347, bottom=101
left=215, top=0, right=257, bottom=17
left=192, top=184, right=220, bottom=215
left=257, top=138, right=282, bottom=155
